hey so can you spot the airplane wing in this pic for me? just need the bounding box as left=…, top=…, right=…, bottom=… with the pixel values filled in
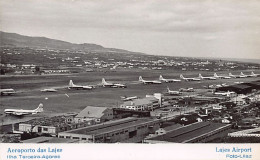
left=41, top=89, right=58, bottom=92
left=82, top=86, right=93, bottom=89
left=164, top=79, right=180, bottom=82
left=110, top=84, right=126, bottom=88
left=153, top=81, right=162, bottom=84
left=114, top=84, right=127, bottom=88
left=192, top=78, right=201, bottom=81
left=142, top=81, right=153, bottom=84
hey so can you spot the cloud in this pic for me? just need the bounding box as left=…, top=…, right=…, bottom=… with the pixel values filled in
left=1, top=0, right=260, bottom=33
left=1, top=0, right=260, bottom=59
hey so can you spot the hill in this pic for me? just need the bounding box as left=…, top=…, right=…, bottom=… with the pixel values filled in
left=0, top=31, right=144, bottom=55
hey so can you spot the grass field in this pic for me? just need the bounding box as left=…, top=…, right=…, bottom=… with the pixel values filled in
left=1, top=69, right=260, bottom=124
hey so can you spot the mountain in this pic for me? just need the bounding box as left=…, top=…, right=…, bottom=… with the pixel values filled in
left=0, top=31, right=144, bottom=55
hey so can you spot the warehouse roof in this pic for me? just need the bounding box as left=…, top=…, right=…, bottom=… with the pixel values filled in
left=21, top=137, right=79, bottom=143
left=62, top=117, right=161, bottom=135
left=146, top=122, right=228, bottom=143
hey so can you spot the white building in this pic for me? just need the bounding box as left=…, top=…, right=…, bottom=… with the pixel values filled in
left=74, top=106, right=113, bottom=123
left=120, top=97, right=159, bottom=111
left=230, top=96, right=246, bottom=106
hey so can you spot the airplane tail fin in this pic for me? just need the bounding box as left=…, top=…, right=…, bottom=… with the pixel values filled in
left=35, top=103, right=43, bottom=112
left=180, top=74, right=184, bottom=79
left=199, top=74, right=202, bottom=78
left=240, top=72, right=244, bottom=75
left=159, top=75, right=163, bottom=80
left=229, top=73, right=233, bottom=76
left=251, top=71, right=255, bottom=75
left=214, top=73, right=217, bottom=77
left=139, top=76, right=143, bottom=81
left=167, top=86, right=170, bottom=92
left=69, top=80, right=74, bottom=87
left=102, top=78, right=107, bottom=85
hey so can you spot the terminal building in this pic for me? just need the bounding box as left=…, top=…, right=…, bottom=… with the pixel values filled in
left=74, top=106, right=113, bottom=123
left=112, top=108, right=151, bottom=119
left=58, top=117, right=162, bottom=143
left=120, top=93, right=162, bottom=111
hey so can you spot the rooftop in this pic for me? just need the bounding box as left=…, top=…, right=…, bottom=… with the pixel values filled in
left=122, top=97, right=158, bottom=106
left=162, top=124, right=183, bottom=132
left=61, top=117, right=160, bottom=135
left=76, top=106, right=109, bottom=118
left=21, top=137, right=79, bottom=143
left=146, top=122, right=229, bottom=143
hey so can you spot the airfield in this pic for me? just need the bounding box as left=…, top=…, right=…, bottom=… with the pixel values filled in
left=1, top=69, right=260, bottom=124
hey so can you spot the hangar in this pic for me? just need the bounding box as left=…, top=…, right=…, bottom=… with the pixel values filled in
left=216, top=84, right=253, bottom=94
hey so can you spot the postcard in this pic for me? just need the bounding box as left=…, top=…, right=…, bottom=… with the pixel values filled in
left=0, top=0, right=259, bottom=160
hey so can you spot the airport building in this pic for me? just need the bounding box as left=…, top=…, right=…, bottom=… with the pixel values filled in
left=19, top=124, right=57, bottom=135
left=18, top=114, right=96, bottom=136
left=120, top=96, right=160, bottom=111
left=58, top=117, right=162, bottom=143
left=228, top=127, right=260, bottom=138
left=178, top=96, right=226, bottom=106
left=112, top=108, right=151, bottom=119
left=230, top=96, right=247, bottom=106
left=74, top=106, right=113, bottom=123
left=144, top=122, right=232, bottom=143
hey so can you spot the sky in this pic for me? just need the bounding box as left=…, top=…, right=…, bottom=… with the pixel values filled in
left=0, top=0, right=260, bottom=59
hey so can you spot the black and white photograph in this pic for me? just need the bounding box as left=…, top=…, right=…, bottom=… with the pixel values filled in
left=0, top=0, right=260, bottom=159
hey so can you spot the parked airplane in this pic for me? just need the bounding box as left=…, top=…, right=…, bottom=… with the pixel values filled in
left=40, top=88, right=58, bottom=92
left=167, top=87, right=181, bottom=95
left=68, top=80, right=93, bottom=90
left=229, top=73, right=246, bottom=78
left=221, top=83, right=229, bottom=87
left=180, top=74, right=200, bottom=81
left=120, top=96, right=138, bottom=101
left=213, top=91, right=236, bottom=97
left=251, top=71, right=260, bottom=77
left=234, top=81, right=244, bottom=84
left=159, top=75, right=181, bottom=83
left=139, top=76, right=162, bottom=84
left=240, top=72, right=250, bottom=78
left=179, top=88, right=194, bottom=92
left=213, top=73, right=231, bottom=79
left=101, top=78, right=126, bottom=88
left=4, top=103, right=43, bottom=116
left=198, top=74, right=217, bottom=80
left=0, top=89, right=16, bottom=96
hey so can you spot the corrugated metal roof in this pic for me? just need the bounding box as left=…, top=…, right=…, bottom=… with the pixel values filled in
left=22, top=137, right=79, bottom=143
left=147, top=122, right=228, bottom=143
left=163, top=124, right=183, bottom=132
